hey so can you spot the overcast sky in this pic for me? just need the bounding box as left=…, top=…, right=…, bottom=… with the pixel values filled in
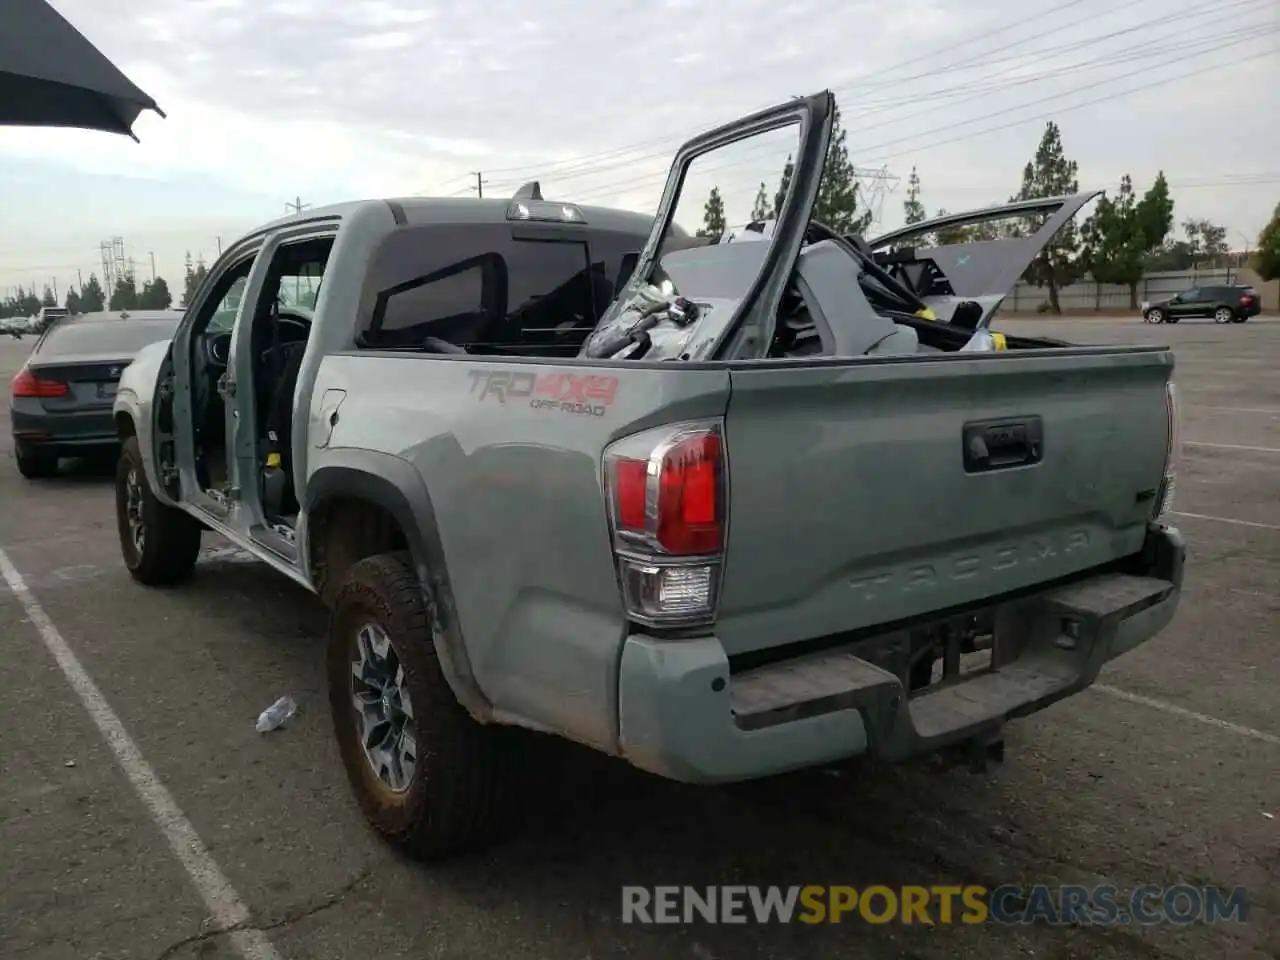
left=1, top=0, right=1276, bottom=299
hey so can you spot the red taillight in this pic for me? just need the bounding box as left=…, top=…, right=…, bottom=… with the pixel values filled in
left=656, top=433, right=721, bottom=554
left=12, top=369, right=68, bottom=398
left=1240, top=294, right=1254, bottom=304
left=604, top=420, right=726, bottom=628
left=615, top=458, right=649, bottom=530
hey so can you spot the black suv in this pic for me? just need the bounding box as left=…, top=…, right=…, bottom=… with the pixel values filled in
left=1143, top=284, right=1261, bottom=324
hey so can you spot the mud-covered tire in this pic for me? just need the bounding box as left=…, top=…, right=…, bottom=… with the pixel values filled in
left=115, top=436, right=203, bottom=585
left=15, top=446, right=58, bottom=479
left=328, top=551, right=516, bottom=860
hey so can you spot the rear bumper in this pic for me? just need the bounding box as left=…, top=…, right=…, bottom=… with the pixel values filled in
left=11, top=401, right=117, bottom=456
left=617, top=523, right=1185, bottom=784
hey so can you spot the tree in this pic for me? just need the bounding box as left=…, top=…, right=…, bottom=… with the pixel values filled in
left=1254, top=201, right=1280, bottom=281
left=750, top=182, right=771, bottom=222
left=903, top=166, right=926, bottom=225
left=65, top=287, right=82, bottom=314
left=773, top=156, right=794, bottom=219
left=1011, top=122, right=1083, bottom=314
left=138, top=276, right=173, bottom=310
left=812, top=104, right=873, bottom=236
left=182, top=252, right=209, bottom=306
left=932, top=208, right=971, bottom=246
left=1080, top=170, right=1173, bottom=309
left=696, top=187, right=727, bottom=242
left=41, top=286, right=57, bottom=307
left=79, top=273, right=106, bottom=312
left=1182, top=218, right=1228, bottom=267
left=109, top=273, right=138, bottom=311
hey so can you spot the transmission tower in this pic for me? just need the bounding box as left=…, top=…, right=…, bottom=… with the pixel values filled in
left=99, top=237, right=127, bottom=289
left=852, top=165, right=900, bottom=228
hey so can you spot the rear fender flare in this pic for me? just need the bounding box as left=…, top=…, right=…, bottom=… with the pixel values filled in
left=303, top=451, right=493, bottom=722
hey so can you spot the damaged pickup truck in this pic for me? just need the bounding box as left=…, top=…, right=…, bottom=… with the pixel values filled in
left=112, top=90, right=1185, bottom=859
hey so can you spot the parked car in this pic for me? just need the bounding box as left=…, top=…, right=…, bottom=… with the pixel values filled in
left=10, top=309, right=182, bottom=478
left=111, top=91, right=1184, bottom=861
left=1142, top=284, right=1261, bottom=324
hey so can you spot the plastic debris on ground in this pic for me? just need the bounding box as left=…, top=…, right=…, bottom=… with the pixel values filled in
left=255, top=696, right=298, bottom=733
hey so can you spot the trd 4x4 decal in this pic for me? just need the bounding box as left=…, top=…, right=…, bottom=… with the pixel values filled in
left=467, top=368, right=620, bottom=418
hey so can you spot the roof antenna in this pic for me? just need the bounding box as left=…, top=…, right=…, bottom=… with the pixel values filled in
left=512, top=181, right=543, bottom=200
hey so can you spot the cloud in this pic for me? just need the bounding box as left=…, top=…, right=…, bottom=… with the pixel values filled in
left=0, top=0, right=1276, bottom=292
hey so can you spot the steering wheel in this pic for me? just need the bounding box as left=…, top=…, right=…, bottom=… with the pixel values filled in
left=804, top=220, right=931, bottom=316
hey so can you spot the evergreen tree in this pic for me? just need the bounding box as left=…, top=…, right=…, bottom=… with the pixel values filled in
left=773, top=155, right=794, bottom=219
left=79, top=274, right=106, bottom=312
left=750, top=182, right=771, bottom=221
left=903, top=166, right=926, bottom=225
left=65, top=287, right=82, bottom=314
left=139, top=276, right=173, bottom=309
left=109, top=273, right=139, bottom=311
left=812, top=104, right=872, bottom=236
left=696, top=187, right=727, bottom=242
left=1011, top=121, right=1083, bottom=313
left=41, top=286, right=57, bottom=307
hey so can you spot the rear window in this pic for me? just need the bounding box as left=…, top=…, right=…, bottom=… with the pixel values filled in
left=41, top=319, right=179, bottom=355
left=359, top=223, right=642, bottom=350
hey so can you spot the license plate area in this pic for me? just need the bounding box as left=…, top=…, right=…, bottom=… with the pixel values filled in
left=96, top=382, right=118, bottom=399
left=842, top=610, right=998, bottom=699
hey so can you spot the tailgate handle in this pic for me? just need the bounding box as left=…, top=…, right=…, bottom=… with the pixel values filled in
left=963, top=417, right=1043, bottom=473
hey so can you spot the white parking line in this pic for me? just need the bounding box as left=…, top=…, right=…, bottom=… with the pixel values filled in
left=1094, top=684, right=1280, bottom=747
left=1194, top=406, right=1280, bottom=416
left=1172, top=511, right=1280, bottom=531
left=1183, top=441, right=1280, bottom=454
left=0, top=548, right=283, bottom=960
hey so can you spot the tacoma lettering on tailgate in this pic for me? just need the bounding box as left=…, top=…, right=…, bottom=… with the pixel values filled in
left=848, top=530, right=1092, bottom=601
left=468, top=369, right=619, bottom=418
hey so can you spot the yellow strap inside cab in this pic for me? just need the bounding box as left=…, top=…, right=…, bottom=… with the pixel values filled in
left=265, top=452, right=282, bottom=468
left=914, top=307, right=937, bottom=321
left=991, top=332, right=1007, bottom=351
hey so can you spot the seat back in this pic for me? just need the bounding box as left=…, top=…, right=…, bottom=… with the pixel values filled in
left=794, top=240, right=918, bottom=356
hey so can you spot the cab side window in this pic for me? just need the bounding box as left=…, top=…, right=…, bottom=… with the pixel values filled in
left=358, top=224, right=622, bottom=355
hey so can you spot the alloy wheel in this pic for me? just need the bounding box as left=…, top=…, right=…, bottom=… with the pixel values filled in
left=350, top=622, right=418, bottom=794
left=124, top=467, right=146, bottom=555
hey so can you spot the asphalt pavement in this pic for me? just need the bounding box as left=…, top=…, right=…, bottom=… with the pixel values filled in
left=0, top=316, right=1276, bottom=960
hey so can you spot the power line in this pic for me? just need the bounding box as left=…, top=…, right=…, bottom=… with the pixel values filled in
left=469, top=171, right=488, bottom=198
left=477, top=0, right=1107, bottom=181
left=566, top=24, right=1278, bottom=205
left=482, top=0, right=1267, bottom=197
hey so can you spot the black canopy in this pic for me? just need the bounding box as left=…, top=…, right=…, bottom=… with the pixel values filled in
left=0, top=0, right=164, bottom=139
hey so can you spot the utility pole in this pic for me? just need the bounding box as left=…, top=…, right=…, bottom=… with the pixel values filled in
left=216, top=235, right=223, bottom=256
left=149, top=251, right=157, bottom=282
left=51, top=277, right=58, bottom=302
left=470, top=171, right=488, bottom=199
left=285, top=196, right=311, bottom=215
left=77, top=269, right=83, bottom=292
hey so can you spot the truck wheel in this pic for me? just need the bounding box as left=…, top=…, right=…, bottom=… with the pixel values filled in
left=15, top=446, right=58, bottom=479
left=328, top=551, right=514, bottom=859
left=115, top=436, right=203, bottom=585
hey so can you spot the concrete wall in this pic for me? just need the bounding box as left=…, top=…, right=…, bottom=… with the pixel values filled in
left=1009, top=267, right=1279, bottom=313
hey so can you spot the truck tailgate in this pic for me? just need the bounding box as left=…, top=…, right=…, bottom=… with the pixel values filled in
left=716, top=347, right=1174, bottom=657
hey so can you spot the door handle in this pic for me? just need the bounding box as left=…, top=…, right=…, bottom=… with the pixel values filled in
left=962, top=417, right=1043, bottom=473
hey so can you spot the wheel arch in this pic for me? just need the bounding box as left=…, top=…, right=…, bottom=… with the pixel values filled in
left=303, top=452, right=493, bottom=722
left=115, top=411, right=137, bottom=438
